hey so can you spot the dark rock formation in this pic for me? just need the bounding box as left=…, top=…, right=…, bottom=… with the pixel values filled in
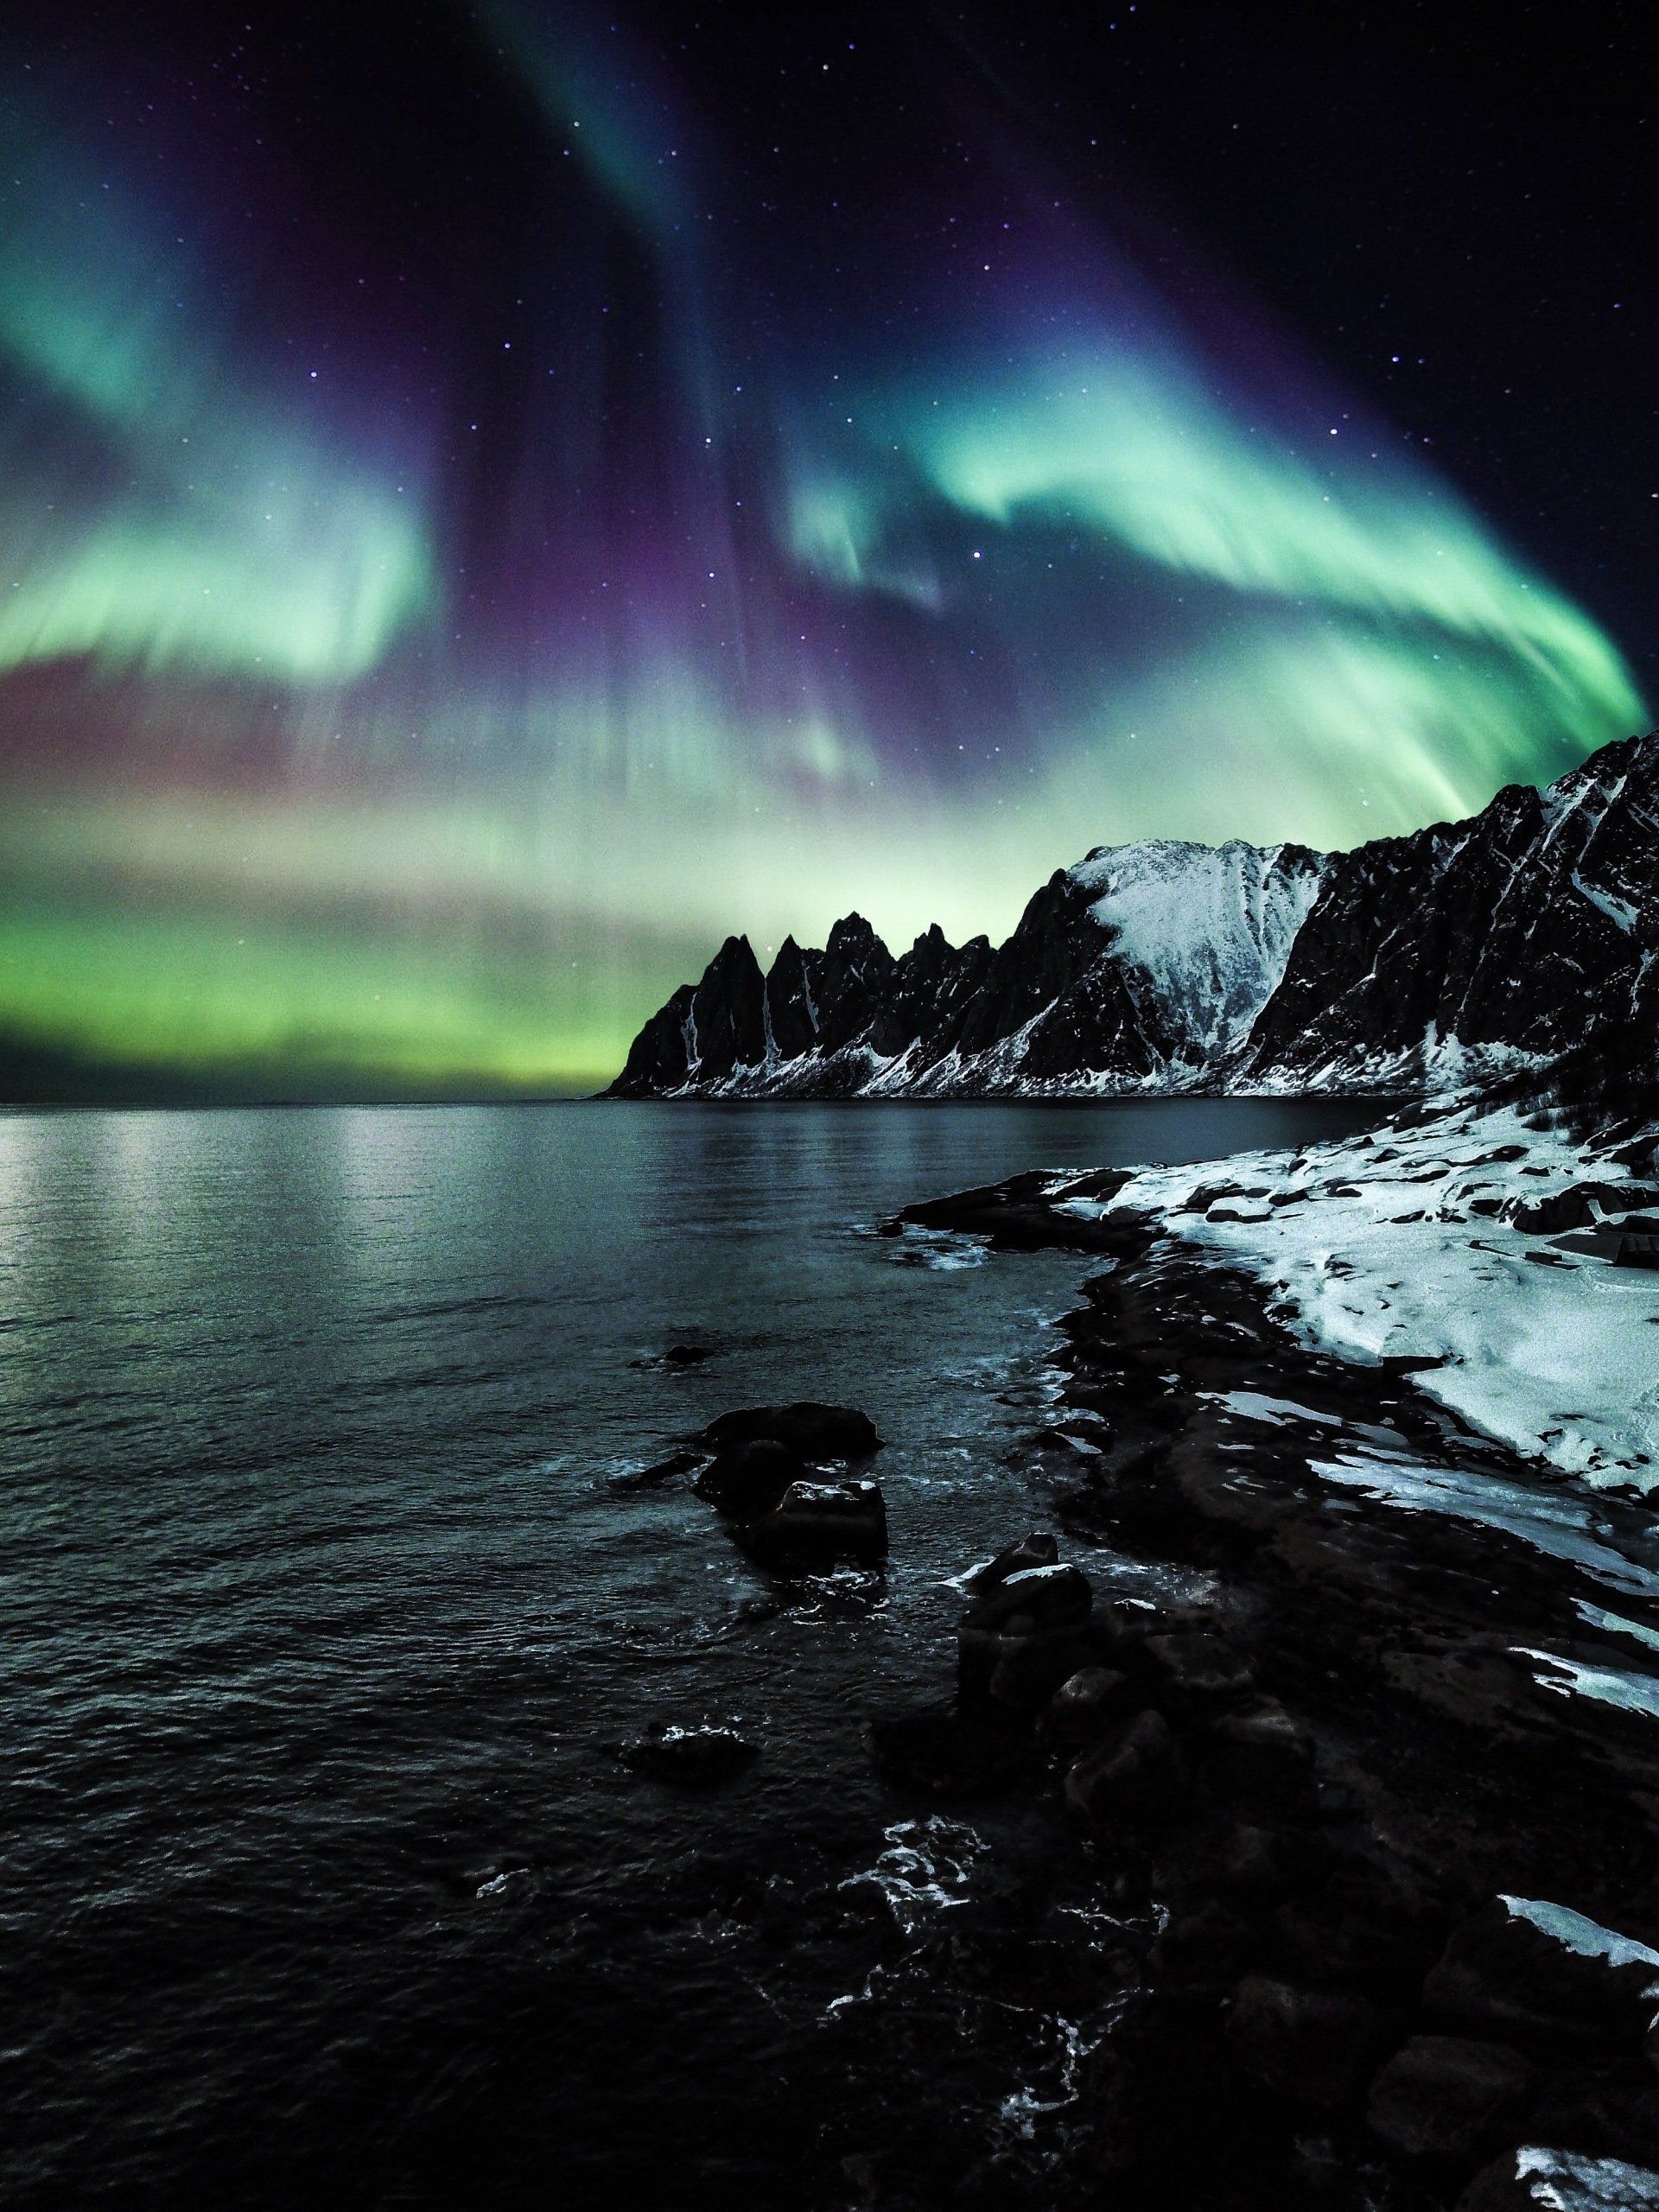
left=608, top=838, right=1325, bottom=1096
left=957, top=1559, right=1094, bottom=1703
left=612, top=933, right=766, bottom=1095
left=682, top=1401, right=889, bottom=1574
left=734, top=1477, right=888, bottom=1572
left=1063, top=1706, right=1183, bottom=1823
left=701, top=1402, right=882, bottom=1460
left=1423, top=1898, right=1659, bottom=2052
left=853, top=1155, right=1659, bottom=2200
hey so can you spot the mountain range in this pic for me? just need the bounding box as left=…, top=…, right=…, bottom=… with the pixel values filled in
left=606, top=732, right=1659, bottom=1099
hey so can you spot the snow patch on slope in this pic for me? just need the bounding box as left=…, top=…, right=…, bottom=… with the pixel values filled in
left=1069, top=839, right=1325, bottom=1063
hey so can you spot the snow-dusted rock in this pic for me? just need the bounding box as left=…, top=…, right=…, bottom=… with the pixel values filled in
left=1459, top=2145, right=1659, bottom=2210
left=1100, top=1098, right=1659, bottom=1489
left=608, top=837, right=1325, bottom=1096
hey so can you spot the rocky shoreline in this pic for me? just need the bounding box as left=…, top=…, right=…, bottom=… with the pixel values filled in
left=850, top=1164, right=1659, bottom=2209
left=627, top=1122, right=1659, bottom=2208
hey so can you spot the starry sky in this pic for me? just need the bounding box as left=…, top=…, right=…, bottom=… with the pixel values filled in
left=0, top=0, right=1650, bottom=1099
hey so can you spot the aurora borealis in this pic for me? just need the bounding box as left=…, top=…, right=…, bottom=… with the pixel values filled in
left=0, top=2, right=1649, bottom=1097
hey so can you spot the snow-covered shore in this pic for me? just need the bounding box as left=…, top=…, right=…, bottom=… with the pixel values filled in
left=1061, top=1101, right=1659, bottom=1492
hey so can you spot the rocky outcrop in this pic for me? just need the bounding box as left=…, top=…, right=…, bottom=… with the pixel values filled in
left=607, top=732, right=1659, bottom=1100
left=847, top=1146, right=1659, bottom=2200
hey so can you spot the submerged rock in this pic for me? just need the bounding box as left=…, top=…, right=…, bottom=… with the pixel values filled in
left=614, top=1724, right=759, bottom=1787
left=613, top=1446, right=702, bottom=1490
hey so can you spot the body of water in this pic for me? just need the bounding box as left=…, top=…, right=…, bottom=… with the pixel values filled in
left=0, top=1097, right=1376, bottom=2209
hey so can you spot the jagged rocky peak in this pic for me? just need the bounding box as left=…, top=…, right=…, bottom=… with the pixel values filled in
left=608, top=931, right=764, bottom=1097
left=1239, top=730, right=1659, bottom=1092
left=763, top=934, right=818, bottom=1063
left=606, top=731, right=1659, bottom=1100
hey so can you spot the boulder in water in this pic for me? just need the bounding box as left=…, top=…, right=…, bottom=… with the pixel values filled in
left=958, top=1560, right=1093, bottom=1699
left=693, top=1436, right=802, bottom=1517
left=959, top=1530, right=1059, bottom=1594
left=737, top=1478, right=888, bottom=1572
left=701, top=1402, right=882, bottom=1460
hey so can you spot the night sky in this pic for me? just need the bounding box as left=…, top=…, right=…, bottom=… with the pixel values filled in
left=0, top=1, right=1649, bottom=1098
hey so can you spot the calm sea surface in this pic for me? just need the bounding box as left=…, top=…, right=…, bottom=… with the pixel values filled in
left=0, top=1099, right=1376, bottom=2209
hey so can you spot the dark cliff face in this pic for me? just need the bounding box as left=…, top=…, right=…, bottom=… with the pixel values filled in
left=608, top=934, right=766, bottom=1096
left=1240, top=733, right=1659, bottom=1090
left=605, top=733, right=1659, bottom=1100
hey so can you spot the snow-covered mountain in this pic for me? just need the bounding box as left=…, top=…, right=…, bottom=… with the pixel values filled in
left=606, top=731, right=1659, bottom=1101
left=607, top=838, right=1326, bottom=1098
